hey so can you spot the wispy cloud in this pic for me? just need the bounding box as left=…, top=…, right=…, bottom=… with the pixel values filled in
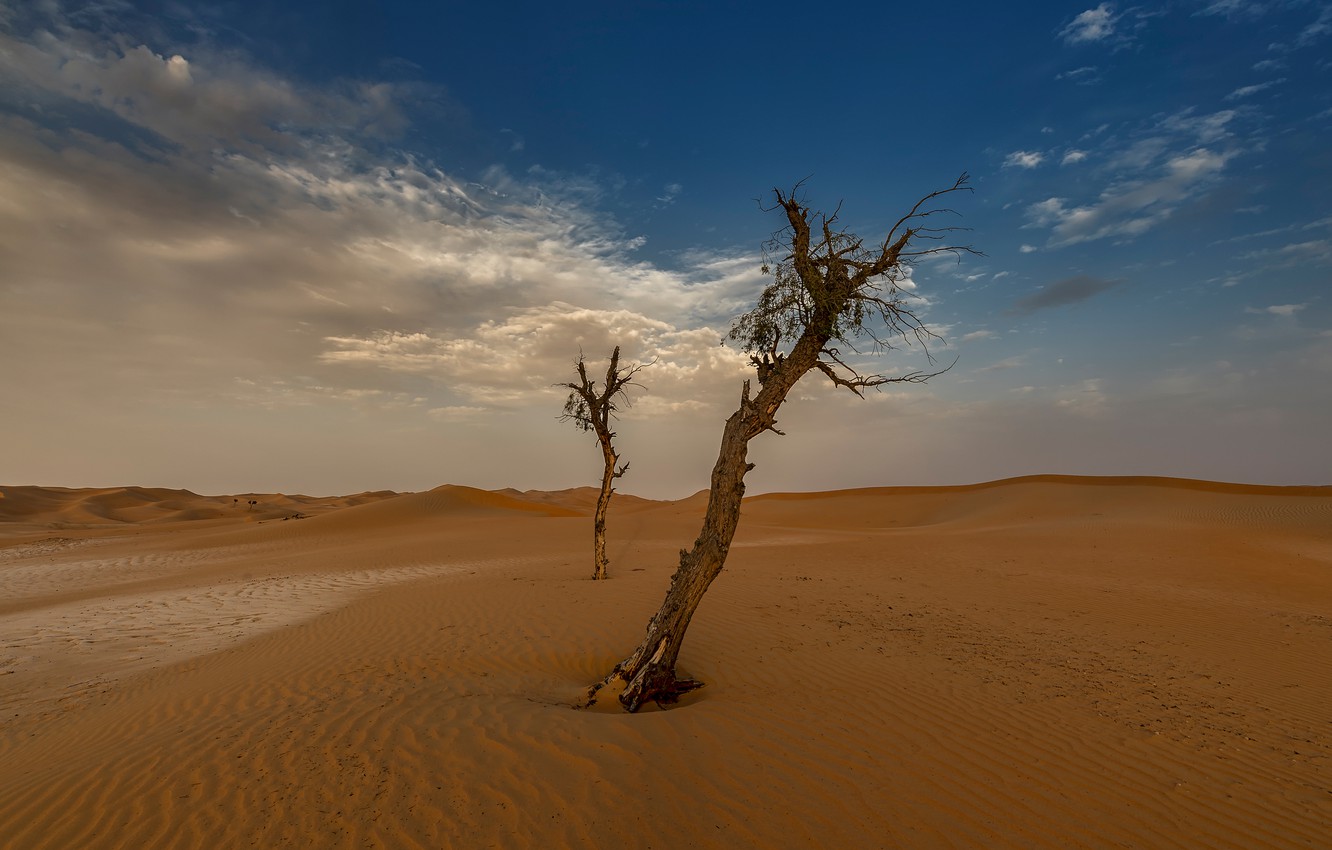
left=1159, top=108, right=1241, bottom=144
left=655, top=182, right=683, bottom=207
left=1297, top=5, right=1332, bottom=46
left=1196, top=0, right=1272, bottom=19
left=499, top=128, right=525, bottom=152
left=0, top=4, right=760, bottom=421
left=1225, top=78, right=1285, bottom=100
left=320, top=303, right=749, bottom=411
left=1003, top=150, right=1044, bottom=169
left=1211, top=215, right=1330, bottom=246
left=1246, top=303, right=1307, bottom=317
left=1259, top=4, right=1332, bottom=52
left=976, top=354, right=1028, bottom=372
left=1056, top=65, right=1102, bottom=84
left=1059, top=4, right=1120, bottom=44
left=1241, top=239, right=1332, bottom=266
left=1055, top=377, right=1109, bottom=418
left=1026, top=148, right=1233, bottom=246
left=1023, top=105, right=1249, bottom=249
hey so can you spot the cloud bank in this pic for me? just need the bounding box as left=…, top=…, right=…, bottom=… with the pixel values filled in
left=0, top=4, right=763, bottom=426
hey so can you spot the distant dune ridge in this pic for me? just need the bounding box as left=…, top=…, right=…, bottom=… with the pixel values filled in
left=0, top=485, right=401, bottom=528
left=2, top=475, right=1330, bottom=848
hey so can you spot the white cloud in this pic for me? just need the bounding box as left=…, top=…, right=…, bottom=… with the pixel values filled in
left=1297, top=6, right=1332, bottom=46
left=1197, top=1, right=1271, bottom=19
left=1225, top=79, right=1285, bottom=100
left=1168, top=147, right=1232, bottom=181
left=1026, top=198, right=1073, bottom=227
left=976, top=355, right=1027, bottom=372
left=1159, top=108, right=1240, bottom=145
left=1056, top=65, right=1102, bottom=84
left=1059, top=4, right=1119, bottom=44
left=961, top=330, right=996, bottom=342
left=1108, top=136, right=1172, bottom=171
left=1241, top=239, right=1332, bottom=266
left=0, top=3, right=774, bottom=444
left=1062, top=149, right=1089, bottom=165
left=1055, top=378, right=1109, bottom=417
left=320, top=304, right=750, bottom=412
left=1019, top=244, right=1039, bottom=253
left=656, top=182, right=683, bottom=205
left=1245, top=303, right=1306, bottom=317
left=1003, top=150, right=1045, bottom=169
left=1025, top=147, right=1234, bottom=247
left=1212, top=216, right=1328, bottom=246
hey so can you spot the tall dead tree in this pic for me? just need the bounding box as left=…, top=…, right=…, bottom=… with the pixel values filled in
left=558, top=346, right=650, bottom=580
left=588, top=176, right=977, bottom=711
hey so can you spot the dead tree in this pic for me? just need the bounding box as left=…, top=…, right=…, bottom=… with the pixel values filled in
left=588, top=176, right=977, bottom=711
left=557, top=346, right=650, bottom=580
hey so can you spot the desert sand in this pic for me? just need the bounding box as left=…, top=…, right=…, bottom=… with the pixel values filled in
left=1, top=476, right=1329, bottom=849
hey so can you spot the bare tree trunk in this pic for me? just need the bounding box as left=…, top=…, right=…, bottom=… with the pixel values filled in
left=592, top=337, right=821, bottom=710
left=559, top=346, right=646, bottom=581
left=591, top=441, right=617, bottom=581
left=588, top=177, right=974, bottom=711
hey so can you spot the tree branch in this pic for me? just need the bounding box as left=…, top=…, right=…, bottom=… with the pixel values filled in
left=883, top=173, right=973, bottom=248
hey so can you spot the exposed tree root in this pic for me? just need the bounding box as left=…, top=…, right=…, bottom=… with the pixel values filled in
left=627, top=635, right=697, bottom=710
left=584, top=664, right=703, bottom=713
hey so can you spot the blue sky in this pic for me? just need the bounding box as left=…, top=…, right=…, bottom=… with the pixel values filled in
left=1, top=0, right=1329, bottom=497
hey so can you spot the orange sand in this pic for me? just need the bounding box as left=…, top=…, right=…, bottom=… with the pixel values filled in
left=1, top=477, right=1329, bottom=848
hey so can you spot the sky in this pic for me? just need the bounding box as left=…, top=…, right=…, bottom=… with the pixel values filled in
left=1, top=0, right=1329, bottom=498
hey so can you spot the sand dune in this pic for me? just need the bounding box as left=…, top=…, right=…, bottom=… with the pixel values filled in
left=0, top=485, right=400, bottom=530
left=1, top=476, right=1329, bottom=848
left=494, top=485, right=659, bottom=514
left=300, top=485, right=585, bottom=530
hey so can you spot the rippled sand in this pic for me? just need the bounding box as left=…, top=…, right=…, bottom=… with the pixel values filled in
left=2, top=477, right=1330, bottom=849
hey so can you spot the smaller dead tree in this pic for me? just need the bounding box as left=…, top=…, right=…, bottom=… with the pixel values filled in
left=557, top=346, right=650, bottom=580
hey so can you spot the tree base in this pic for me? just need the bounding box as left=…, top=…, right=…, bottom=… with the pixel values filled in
left=584, top=666, right=704, bottom=713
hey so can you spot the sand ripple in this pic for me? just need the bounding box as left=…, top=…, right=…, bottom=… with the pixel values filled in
left=0, top=558, right=536, bottom=718
left=1, top=477, right=1329, bottom=849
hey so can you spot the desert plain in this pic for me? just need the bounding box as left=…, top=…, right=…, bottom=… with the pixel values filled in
left=1, top=475, right=1329, bottom=849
